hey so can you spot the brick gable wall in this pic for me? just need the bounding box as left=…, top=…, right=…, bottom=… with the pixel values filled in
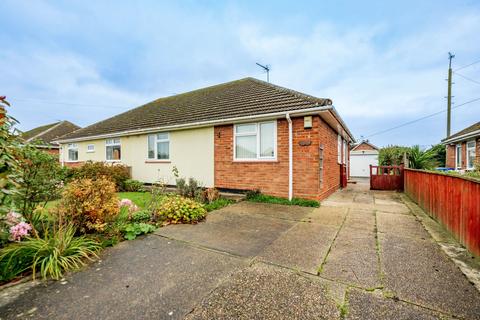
left=353, top=142, right=376, bottom=151
left=214, top=116, right=342, bottom=201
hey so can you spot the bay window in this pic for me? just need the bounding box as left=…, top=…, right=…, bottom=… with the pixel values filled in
left=467, top=140, right=476, bottom=170
left=106, top=138, right=121, bottom=161
left=234, top=121, right=276, bottom=160
left=67, top=143, right=78, bottom=161
left=148, top=132, right=170, bottom=160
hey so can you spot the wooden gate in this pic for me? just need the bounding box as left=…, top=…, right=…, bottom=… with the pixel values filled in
left=340, top=164, right=348, bottom=188
left=370, top=165, right=404, bottom=190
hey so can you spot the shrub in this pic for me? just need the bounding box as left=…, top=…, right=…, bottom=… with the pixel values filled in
left=408, top=145, right=436, bottom=170
left=131, top=210, right=151, bottom=223
left=123, top=179, right=144, bottom=192
left=0, top=97, right=21, bottom=214
left=176, top=177, right=202, bottom=199
left=204, top=198, right=234, bottom=212
left=0, top=223, right=100, bottom=281
left=201, top=188, right=220, bottom=204
left=157, top=195, right=206, bottom=223
left=69, top=161, right=130, bottom=191
left=11, top=145, right=65, bottom=217
left=60, top=177, right=119, bottom=233
left=378, top=145, right=410, bottom=166
left=121, top=222, right=156, bottom=240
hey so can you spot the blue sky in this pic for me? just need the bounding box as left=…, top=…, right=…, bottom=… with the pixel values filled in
left=1, top=0, right=479, bottom=147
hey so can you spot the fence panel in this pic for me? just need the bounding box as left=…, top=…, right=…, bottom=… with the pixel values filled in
left=404, top=169, right=480, bottom=256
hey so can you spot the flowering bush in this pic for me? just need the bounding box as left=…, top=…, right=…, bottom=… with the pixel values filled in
left=68, top=161, right=131, bottom=191
left=60, top=177, right=119, bottom=233
left=156, top=195, right=206, bottom=223
left=9, top=222, right=32, bottom=241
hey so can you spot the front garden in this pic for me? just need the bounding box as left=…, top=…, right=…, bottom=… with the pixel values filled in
left=0, top=97, right=232, bottom=284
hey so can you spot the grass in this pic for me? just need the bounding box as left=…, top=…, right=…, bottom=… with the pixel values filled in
left=204, top=198, right=235, bottom=212
left=246, top=193, right=319, bottom=207
left=117, top=192, right=152, bottom=209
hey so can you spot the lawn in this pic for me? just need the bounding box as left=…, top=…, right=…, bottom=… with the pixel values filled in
left=117, top=192, right=152, bottom=209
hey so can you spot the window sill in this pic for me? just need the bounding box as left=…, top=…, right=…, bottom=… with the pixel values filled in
left=86, top=151, right=95, bottom=153
left=145, top=160, right=171, bottom=163
left=233, top=159, right=278, bottom=163
left=66, top=160, right=80, bottom=163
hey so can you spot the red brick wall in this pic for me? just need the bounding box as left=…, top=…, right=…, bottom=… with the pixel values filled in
left=214, top=116, right=342, bottom=201
left=446, top=144, right=455, bottom=168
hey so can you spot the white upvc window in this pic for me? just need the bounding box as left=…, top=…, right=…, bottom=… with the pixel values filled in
left=455, top=143, right=462, bottom=169
left=234, top=121, right=276, bottom=160
left=337, top=135, right=342, bottom=164
left=466, top=140, right=476, bottom=170
left=67, top=143, right=78, bottom=161
left=86, top=144, right=95, bottom=153
left=147, top=132, right=170, bottom=160
left=106, top=138, right=121, bottom=161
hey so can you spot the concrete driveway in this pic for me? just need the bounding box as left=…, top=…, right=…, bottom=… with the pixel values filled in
left=1, top=183, right=480, bottom=319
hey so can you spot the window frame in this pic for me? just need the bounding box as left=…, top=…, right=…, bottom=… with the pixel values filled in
left=147, top=132, right=170, bottom=161
left=67, top=143, right=79, bottom=162
left=455, top=143, right=462, bottom=169
left=86, top=144, right=95, bottom=153
left=466, top=140, right=476, bottom=170
left=337, top=135, right=342, bottom=164
left=105, top=138, right=121, bottom=162
left=233, top=121, right=277, bottom=161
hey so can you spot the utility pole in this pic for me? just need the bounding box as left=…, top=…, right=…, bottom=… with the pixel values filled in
left=446, top=52, right=455, bottom=138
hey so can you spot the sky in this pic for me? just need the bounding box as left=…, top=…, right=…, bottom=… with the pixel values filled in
left=1, top=0, right=479, bottom=147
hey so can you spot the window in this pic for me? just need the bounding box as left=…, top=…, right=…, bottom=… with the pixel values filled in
left=67, top=143, right=78, bottom=161
left=234, top=121, right=276, bottom=160
left=467, top=140, right=476, bottom=170
left=148, top=132, right=170, bottom=160
left=337, top=135, right=342, bottom=164
left=87, top=144, right=95, bottom=153
left=342, top=139, right=347, bottom=164
left=456, top=144, right=462, bottom=169
left=106, top=138, right=121, bottom=161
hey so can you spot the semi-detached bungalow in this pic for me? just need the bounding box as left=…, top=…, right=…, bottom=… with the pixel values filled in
left=57, top=78, right=355, bottom=201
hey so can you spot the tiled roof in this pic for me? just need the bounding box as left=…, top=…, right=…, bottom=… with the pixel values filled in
left=443, top=121, right=480, bottom=142
left=21, top=121, right=81, bottom=146
left=60, top=77, right=333, bottom=140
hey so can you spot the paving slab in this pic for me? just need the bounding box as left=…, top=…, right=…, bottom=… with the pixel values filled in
left=346, top=289, right=446, bottom=320
left=380, top=233, right=480, bottom=319
left=321, top=226, right=381, bottom=289
left=258, top=222, right=339, bottom=274
left=377, top=211, right=430, bottom=240
left=156, top=210, right=295, bottom=257
left=344, top=209, right=376, bottom=231
left=221, top=201, right=314, bottom=221
left=303, top=206, right=348, bottom=226
left=186, top=263, right=340, bottom=320
left=0, top=235, right=246, bottom=320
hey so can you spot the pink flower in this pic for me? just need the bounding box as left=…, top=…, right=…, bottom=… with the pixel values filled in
left=119, top=199, right=133, bottom=207
left=9, top=222, right=32, bottom=241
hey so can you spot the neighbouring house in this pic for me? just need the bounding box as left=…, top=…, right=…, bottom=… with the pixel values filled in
left=349, top=141, right=379, bottom=178
left=21, top=120, right=81, bottom=155
left=443, top=121, right=480, bottom=170
left=56, top=78, right=354, bottom=201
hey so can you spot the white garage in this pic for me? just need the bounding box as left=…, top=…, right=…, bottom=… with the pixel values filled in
left=349, top=142, right=379, bottom=178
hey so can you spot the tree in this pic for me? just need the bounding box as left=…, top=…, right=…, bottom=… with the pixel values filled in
left=408, top=145, right=436, bottom=170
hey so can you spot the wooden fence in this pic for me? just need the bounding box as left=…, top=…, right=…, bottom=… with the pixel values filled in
left=404, top=169, right=480, bottom=256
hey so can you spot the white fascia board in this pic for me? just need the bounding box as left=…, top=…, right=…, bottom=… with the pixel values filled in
left=55, top=105, right=333, bottom=144
left=442, top=129, right=480, bottom=144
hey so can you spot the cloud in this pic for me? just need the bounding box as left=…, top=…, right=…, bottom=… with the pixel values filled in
left=1, top=1, right=479, bottom=147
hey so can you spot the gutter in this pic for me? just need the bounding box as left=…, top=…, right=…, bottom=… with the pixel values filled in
left=286, top=113, right=293, bottom=201
left=442, top=129, right=480, bottom=144
left=55, top=105, right=334, bottom=143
